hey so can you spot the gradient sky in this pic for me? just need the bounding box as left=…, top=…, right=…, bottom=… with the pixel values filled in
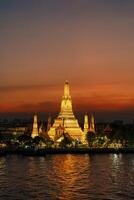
left=0, top=0, right=134, bottom=120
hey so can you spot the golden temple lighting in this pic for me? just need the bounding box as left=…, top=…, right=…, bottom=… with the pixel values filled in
left=48, top=81, right=85, bottom=142
left=89, top=114, right=95, bottom=133
left=31, top=114, right=39, bottom=138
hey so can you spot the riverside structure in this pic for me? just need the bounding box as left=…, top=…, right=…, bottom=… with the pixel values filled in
left=31, top=81, right=95, bottom=143
left=48, top=81, right=85, bottom=142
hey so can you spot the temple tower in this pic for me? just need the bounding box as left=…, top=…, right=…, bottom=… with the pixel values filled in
left=84, top=114, right=89, bottom=135
left=31, top=114, right=39, bottom=138
left=47, top=116, right=52, bottom=133
left=89, top=114, right=95, bottom=133
left=48, top=81, right=85, bottom=142
left=39, top=121, right=45, bottom=135
left=59, top=80, right=73, bottom=117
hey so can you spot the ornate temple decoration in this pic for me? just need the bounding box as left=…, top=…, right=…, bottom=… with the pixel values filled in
left=31, top=114, right=39, bottom=138
left=89, top=114, right=95, bottom=133
left=48, top=81, right=85, bottom=142
left=84, top=114, right=89, bottom=135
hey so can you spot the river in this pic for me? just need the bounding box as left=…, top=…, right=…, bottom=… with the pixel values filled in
left=0, top=154, right=134, bottom=200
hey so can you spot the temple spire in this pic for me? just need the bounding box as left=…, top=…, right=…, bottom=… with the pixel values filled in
left=64, top=80, right=70, bottom=98
left=89, top=114, right=95, bottom=133
left=60, top=81, right=72, bottom=115
left=47, top=116, right=51, bottom=133
left=84, top=114, right=89, bottom=135
left=31, top=114, right=39, bottom=138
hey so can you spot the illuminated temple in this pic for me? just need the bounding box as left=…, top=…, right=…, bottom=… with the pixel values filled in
left=31, top=114, right=39, bottom=138
left=48, top=81, right=85, bottom=142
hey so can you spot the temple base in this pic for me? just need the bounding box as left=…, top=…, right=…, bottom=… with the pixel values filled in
left=48, top=116, right=85, bottom=142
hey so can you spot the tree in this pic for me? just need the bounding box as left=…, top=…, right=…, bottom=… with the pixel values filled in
left=33, top=136, right=41, bottom=145
left=18, top=134, right=32, bottom=145
left=86, top=132, right=95, bottom=147
left=59, top=134, right=72, bottom=148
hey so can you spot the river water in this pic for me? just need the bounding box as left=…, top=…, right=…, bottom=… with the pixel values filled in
left=0, top=154, right=134, bottom=200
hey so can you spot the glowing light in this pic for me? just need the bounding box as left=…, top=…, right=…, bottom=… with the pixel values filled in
left=48, top=81, right=85, bottom=142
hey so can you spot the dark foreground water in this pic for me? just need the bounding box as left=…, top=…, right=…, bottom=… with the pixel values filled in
left=0, top=154, right=134, bottom=200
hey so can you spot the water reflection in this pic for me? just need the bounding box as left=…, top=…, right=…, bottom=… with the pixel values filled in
left=0, top=154, right=134, bottom=200
left=0, top=157, right=6, bottom=175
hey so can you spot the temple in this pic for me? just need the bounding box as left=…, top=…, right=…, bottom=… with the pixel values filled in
left=31, top=114, right=39, bottom=138
left=89, top=114, right=95, bottom=133
left=84, top=114, right=89, bottom=135
left=48, top=81, right=85, bottom=142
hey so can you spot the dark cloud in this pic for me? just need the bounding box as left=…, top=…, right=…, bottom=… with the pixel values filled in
left=0, top=84, right=59, bottom=92
left=15, top=101, right=59, bottom=112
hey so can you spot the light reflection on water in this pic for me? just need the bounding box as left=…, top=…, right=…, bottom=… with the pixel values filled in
left=0, top=154, right=134, bottom=200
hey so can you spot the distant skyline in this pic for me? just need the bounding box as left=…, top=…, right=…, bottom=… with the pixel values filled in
left=0, top=0, right=134, bottom=121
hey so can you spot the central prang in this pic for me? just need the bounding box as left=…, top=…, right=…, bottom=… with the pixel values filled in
left=48, top=81, right=85, bottom=142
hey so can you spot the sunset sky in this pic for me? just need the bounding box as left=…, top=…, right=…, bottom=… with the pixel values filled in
left=0, top=0, right=134, bottom=121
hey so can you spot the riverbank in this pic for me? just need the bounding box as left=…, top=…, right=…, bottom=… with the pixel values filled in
left=0, top=147, right=134, bottom=156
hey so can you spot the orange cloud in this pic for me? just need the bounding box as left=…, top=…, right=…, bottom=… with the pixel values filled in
left=0, top=82, right=134, bottom=113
